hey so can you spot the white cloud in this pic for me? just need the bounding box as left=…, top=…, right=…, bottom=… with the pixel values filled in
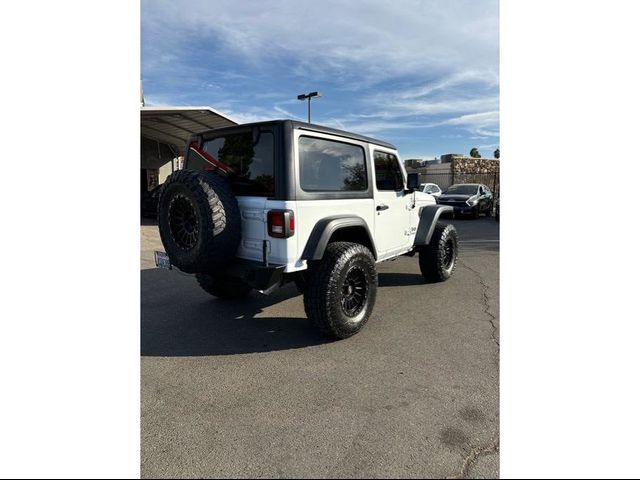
left=322, top=118, right=426, bottom=137
left=144, top=94, right=180, bottom=106
left=143, top=0, right=498, bottom=86
left=273, top=105, right=301, bottom=119
left=322, top=102, right=499, bottom=139
left=477, top=142, right=499, bottom=149
left=434, top=110, right=500, bottom=137
left=441, top=110, right=499, bottom=126
left=395, top=70, right=499, bottom=101
left=388, top=97, right=499, bottom=117
left=142, top=0, right=499, bottom=146
left=475, top=129, right=500, bottom=137
left=401, top=153, right=439, bottom=161
left=217, top=103, right=305, bottom=124
left=221, top=111, right=270, bottom=124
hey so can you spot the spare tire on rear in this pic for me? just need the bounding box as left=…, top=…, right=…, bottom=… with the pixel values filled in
left=157, top=169, right=241, bottom=273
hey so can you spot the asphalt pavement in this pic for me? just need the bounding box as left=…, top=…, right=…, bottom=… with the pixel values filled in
left=141, top=215, right=499, bottom=478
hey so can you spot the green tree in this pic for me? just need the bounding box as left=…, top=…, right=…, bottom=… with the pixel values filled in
left=218, top=133, right=255, bottom=176
left=470, top=147, right=481, bottom=158
left=343, top=162, right=366, bottom=191
left=254, top=174, right=274, bottom=194
left=494, top=148, right=500, bottom=159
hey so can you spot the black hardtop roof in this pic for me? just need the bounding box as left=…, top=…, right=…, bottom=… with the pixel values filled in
left=194, top=119, right=397, bottom=150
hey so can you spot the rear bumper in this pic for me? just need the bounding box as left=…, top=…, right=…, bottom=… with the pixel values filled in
left=225, top=259, right=286, bottom=292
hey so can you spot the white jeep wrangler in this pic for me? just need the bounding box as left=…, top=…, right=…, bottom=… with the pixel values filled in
left=156, top=120, right=458, bottom=338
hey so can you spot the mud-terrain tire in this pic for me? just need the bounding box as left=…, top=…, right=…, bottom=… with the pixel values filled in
left=195, top=272, right=252, bottom=300
left=419, top=223, right=459, bottom=282
left=303, top=242, right=377, bottom=339
left=157, top=170, right=241, bottom=273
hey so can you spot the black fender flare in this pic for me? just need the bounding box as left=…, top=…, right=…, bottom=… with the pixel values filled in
left=414, top=204, right=454, bottom=246
left=301, top=215, right=377, bottom=261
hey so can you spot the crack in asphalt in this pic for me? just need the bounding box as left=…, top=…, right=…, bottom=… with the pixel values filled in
left=446, top=437, right=499, bottom=479
left=460, top=261, right=500, bottom=347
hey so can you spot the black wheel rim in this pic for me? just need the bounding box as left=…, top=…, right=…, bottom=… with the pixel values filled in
left=340, top=266, right=368, bottom=317
left=442, top=237, right=455, bottom=270
left=168, top=195, right=199, bottom=250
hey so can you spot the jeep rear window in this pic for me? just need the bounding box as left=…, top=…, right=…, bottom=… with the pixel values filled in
left=190, top=131, right=275, bottom=197
left=298, top=136, right=367, bottom=192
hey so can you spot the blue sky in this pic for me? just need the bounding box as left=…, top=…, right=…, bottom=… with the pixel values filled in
left=141, top=0, right=499, bottom=160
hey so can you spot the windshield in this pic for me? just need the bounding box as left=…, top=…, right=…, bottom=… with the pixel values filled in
left=444, top=185, right=478, bottom=195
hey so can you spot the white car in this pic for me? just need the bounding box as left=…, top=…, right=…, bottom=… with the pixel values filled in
left=420, top=182, right=443, bottom=198
left=156, top=120, right=458, bottom=339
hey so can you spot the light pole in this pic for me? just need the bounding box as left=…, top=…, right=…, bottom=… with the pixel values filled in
left=297, top=91, right=322, bottom=123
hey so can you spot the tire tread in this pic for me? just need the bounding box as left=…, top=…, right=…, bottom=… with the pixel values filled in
left=158, top=170, right=241, bottom=273
left=419, top=222, right=459, bottom=282
left=303, top=242, right=377, bottom=338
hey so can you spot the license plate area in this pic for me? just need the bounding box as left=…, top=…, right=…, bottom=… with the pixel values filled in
left=154, top=251, right=172, bottom=270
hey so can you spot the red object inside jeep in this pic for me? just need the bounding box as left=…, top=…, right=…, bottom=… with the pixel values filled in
left=189, top=143, right=234, bottom=174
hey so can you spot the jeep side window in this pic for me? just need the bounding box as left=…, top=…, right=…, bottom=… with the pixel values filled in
left=298, top=136, right=367, bottom=192
left=374, top=151, right=403, bottom=191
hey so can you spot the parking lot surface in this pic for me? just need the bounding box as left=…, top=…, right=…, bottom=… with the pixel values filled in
left=141, top=216, right=499, bottom=478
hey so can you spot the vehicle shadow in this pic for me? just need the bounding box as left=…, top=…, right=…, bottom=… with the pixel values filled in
left=141, top=268, right=333, bottom=357
left=458, top=242, right=500, bottom=254
left=377, top=272, right=426, bottom=287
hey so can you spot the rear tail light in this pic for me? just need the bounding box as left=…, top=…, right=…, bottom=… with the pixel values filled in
left=267, top=209, right=295, bottom=238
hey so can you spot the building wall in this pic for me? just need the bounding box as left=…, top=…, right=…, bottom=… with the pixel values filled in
left=440, top=153, right=464, bottom=162
left=141, top=136, right=176, bottom=191
left=452, top=157, right=499, bottom=174
left=451, top=157, right=500, bottom=195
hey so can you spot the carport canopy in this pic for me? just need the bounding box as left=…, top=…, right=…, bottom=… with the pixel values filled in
left=141, top=106, right=238, bottom=155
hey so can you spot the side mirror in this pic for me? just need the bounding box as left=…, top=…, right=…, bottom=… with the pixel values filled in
left=407, top=173, right=419, bottom=191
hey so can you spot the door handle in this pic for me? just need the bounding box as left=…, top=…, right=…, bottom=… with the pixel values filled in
left=376, top=204, right=389, bottom=211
